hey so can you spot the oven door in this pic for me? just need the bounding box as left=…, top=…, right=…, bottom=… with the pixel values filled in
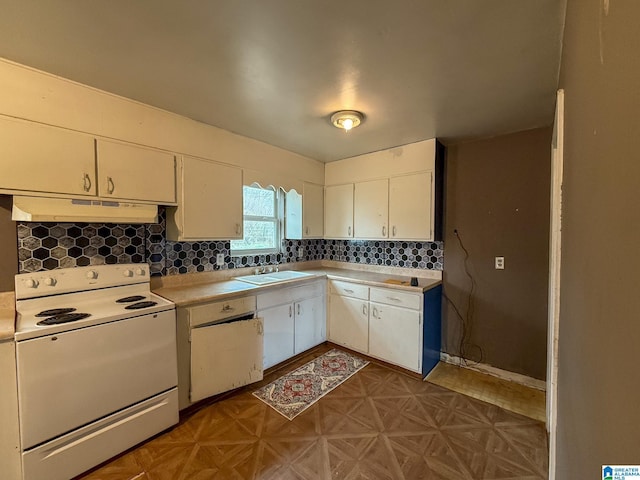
left=16, top=309, right=178, bottom=450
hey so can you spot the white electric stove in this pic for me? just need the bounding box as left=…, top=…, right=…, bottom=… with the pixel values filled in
left=14, top=264, right=179, bottom=480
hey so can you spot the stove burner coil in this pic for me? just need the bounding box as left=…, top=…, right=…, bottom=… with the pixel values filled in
left=116, top=296, right=147, bottom=303
left=37, top=313, right=91, bottom=326
left=124, top=301, right=158, bottom=310
left=35, top=308, right=76, bottom=317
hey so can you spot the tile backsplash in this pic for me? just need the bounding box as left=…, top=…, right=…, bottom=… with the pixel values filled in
left=17, top=207, right=443, bottom=276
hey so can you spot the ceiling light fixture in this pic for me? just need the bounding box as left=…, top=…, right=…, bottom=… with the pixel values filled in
left=331, top=110, right=364, bottom=132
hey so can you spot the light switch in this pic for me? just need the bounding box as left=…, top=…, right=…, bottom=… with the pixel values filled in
left=216, top=253, right=225, bottom=266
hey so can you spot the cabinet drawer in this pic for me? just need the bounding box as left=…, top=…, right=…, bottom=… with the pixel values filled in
left=329, top=280, right=369, bottom=300
left=188, top=296, right=256, bottom=327
left=257, top=281, right=324, bottom=310
left=370, top=287, right=421, bottom=310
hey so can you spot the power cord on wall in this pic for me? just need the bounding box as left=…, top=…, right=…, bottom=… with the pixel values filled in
left=443, top=229, right=484, bottom=366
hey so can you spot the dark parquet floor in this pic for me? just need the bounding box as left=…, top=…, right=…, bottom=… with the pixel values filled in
left=78, top=345, right=548, bottom=480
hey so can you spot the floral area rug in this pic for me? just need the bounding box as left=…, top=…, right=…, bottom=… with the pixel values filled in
left=252, top=349, right=369, bottom=420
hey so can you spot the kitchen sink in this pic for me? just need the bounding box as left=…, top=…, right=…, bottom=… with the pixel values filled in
left=234, top=270, right=314, bottom=285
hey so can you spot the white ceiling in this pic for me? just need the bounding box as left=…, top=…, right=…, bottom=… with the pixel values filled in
left=0, top=1, right=565, bottom=162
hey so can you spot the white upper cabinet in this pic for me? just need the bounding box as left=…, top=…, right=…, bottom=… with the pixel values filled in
left=324, top=184, right=354, bottom=239
left=285, top=182, right=324, bottom=239
left=324, top=139, right=440, bottom=241
left=0, top=116, right=96, bottom=196
left=354, top=179, right=389, bottom=239
left=303, top=182, right=324, bottom=238
left=284, top=189, right=302, bottom=240
left=95, top=140, right=176, bottom=204
left=389, top=172, right=433, bottom=240
left=166, top=156, right=243, bottom=241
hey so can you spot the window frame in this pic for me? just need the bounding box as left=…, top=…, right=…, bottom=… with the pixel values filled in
left=230, top=185, right=282, bottom=257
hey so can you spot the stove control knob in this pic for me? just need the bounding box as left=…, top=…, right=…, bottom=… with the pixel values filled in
left=25, top=279, right=39, bottom=288
left=123, top=269, right=134, bottom=277
left=135, top=268, right=146, bottom=276
left=86, top=270, right=98, bottom=280
left=43, top=277, right=56, bottom=286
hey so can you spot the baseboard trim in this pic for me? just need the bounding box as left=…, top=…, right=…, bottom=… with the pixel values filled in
left=439, top=352, right=546, bottom=391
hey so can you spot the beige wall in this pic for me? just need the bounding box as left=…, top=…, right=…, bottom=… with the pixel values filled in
left=555, top=0, right=640, bottom=476
left=443, top=128, right=551, bottom=380
left=0, top=196, right=17, bottom=291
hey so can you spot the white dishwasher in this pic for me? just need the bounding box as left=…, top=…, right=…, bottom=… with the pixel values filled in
left=176, top=295, right=263, bottom=408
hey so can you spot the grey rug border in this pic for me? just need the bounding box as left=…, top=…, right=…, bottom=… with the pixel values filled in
left=252, top=349, right=370, bottom=421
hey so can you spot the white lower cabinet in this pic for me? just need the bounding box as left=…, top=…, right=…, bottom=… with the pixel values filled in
left=294, top=296, right=326, bottom=354
left=0, top=340, right=21, bottom=480
left=328, top=280, right=424, bottom=373
left=328, top=294, right=369, bottom=353
left=369, top=302, right=421, bottom=372
left=261, top=303, right=295, bottom=369
left=258, top=280, right=326, bottom=369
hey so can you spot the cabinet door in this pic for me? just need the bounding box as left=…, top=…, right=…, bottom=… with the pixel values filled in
left=328, top=294, right=368, bottom=353
left=324, top=184, right=354, bottom=238
left=303, top=182, right=324, bottom=238
left=389, top=172, right=432, bottom=240
left=168, top=156, right=243, bottom=240
left=354, top=179, right=388, bottom=239
left=190, top=318, right=264, bottom=402
left=0, top=116, right=95, bottom=196
left=369, top=302, right=421, bottom=372
left=284, top=189, right=302, bottom=240
left=96, top=140, right=176, bottom=203
left=294, top=296, right=326, bottom=355
left=260, top=303, right=295, bottom=369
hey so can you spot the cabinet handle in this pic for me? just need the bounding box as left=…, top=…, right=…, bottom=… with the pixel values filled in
left=297, top=303, right=301, bottom=315
left=305, top=226, right=309, bottom=235
left=106, top=176, right=115, bottom=194
left=362, top=304, right=367, bottom=316
left=372, top=306, right=379, bottom=318
left=289, top=305, right=292, bottom=317
left=382, top=225, right=386, bottom=236
left=392, top=226, right=397, bottom=237
left=235, top=223, right=241, bottom=235
left=348, top=226, right=352, bottom=236
left=83, top=173, right=92, bottom=192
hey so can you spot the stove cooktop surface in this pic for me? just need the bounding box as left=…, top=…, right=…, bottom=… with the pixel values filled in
left=15, top=264, right=175, bottom=341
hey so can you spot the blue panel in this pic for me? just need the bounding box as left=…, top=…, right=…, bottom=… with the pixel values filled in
left=422, top=284, right=442, bottom=376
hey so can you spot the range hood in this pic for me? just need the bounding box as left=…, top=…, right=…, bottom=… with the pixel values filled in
left=12, top=196, right=158, bottom=224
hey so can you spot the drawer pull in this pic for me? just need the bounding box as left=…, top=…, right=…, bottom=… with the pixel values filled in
left=221, top=305, right=234, bottom=312
left=388, top=297, right=401, bottom=302
left=344, top=288, right=354, bottom=294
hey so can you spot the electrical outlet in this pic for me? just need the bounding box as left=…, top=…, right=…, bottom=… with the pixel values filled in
left=495, top=256, right=505, bottom=270
left=216, top=253, right=225, bottom=267
left=297, top=246, right=304, bottom=259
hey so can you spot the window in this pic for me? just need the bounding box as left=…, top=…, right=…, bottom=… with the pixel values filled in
left=230, top=185, right=280, bottom=256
